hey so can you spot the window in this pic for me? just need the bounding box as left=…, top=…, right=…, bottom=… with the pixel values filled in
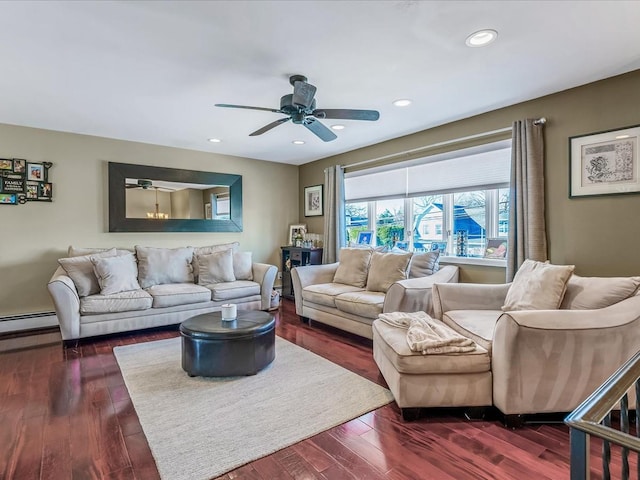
left=344, top=140, right=511, bottom=259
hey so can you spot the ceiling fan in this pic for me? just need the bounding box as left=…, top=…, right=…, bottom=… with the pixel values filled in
left=125, top=179, right=175, bottom=192
left=215, top=75, right=380, bottom=142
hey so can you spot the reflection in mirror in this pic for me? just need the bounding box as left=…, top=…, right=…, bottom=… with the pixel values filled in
left=109, top=162, right=242, bottom=232
left=124, top=178, right=230, bottom=220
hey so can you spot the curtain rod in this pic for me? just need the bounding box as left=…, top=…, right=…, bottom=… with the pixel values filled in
left=348, top=117, right=547, bottom=169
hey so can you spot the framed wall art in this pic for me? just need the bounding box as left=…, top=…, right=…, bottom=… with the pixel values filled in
left=0, top=158, right=53, bottom=205
left=304, top=184, right=323, bottom=217
left=569, top=124, right=640, bottom=198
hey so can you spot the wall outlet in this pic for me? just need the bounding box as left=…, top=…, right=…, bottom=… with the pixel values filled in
left=277, top=271, right=282, bottom=280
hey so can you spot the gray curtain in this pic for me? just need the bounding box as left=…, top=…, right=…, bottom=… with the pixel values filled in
left=322, top=165, right=346, bottom=264
left=506, top=119, right=547, bottom=281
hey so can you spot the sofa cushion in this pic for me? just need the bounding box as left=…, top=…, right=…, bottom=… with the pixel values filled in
left=502, top=259, right=575, bottom=311
left=91, top=253, right=141, bottom=295
left=58, top=248, right=118, bottom=297
left=136, top=246, right=195, bottom=288
left=302, top=283, right=365, bottom=308
left=560, top=275, right=640, bottom=310
left=366, top=251, right=412, bottom=293
left=233, top=251, right=253, bottom=281
left=409, top=251, right=440, bottom=278
left=373, top=320, right=490, bottom=375
left=333, top=248, right=372, bottom=288
left=192, top=242, right=240, bottom=280
left=80, top=289, right=153, bottom=315
left=145, top=283, right=212, bottom=308
left=196, top=249, right=236, bottom=285
left=334, top=290, right=385, bottom=319
left=442, top=310, right=501, bottom=353
left=205, top=280, right=261, bottom=302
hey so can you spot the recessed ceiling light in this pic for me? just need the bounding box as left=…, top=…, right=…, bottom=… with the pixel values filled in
left=292, top=140, right=305, bottom=145
left=465, top=29, right=498, bottom=47
left=331, top=124, right=345, bottom=131
left=208, top=138, right=222, bottom=143
left=393, top=99, right=412, bottom=107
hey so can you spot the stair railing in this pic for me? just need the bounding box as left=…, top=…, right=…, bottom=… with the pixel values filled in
left=565, top=350, right=640, bottom=480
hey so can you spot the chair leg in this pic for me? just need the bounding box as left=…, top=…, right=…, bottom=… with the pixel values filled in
left=401, top=408, right=421, bottom=422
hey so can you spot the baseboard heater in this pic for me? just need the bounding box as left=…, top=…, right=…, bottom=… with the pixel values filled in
left=0, top=311, right=59, bottom=335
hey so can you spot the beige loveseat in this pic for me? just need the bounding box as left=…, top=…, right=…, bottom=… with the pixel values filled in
left=48, top=242, right=277, bottom=344
left=291, top=247, right=459, bottom=339
left=373, top=259, right=640, bottom=425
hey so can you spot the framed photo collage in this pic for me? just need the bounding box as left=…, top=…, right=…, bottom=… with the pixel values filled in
left=0, top=159, right=53, bottom=205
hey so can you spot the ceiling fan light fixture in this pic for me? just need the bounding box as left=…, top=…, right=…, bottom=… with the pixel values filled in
left=331, top=124, right=345, bottom=131
left=465, top=29, right=498, bottom=47
left=208, top=138, right=222, bottom=143
left=292, top=140, right=305, bottom=145
left=393, top=99, right=412, bottom=107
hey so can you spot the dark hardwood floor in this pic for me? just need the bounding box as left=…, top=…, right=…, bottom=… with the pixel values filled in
left=0, top=300, right=632, bottom=479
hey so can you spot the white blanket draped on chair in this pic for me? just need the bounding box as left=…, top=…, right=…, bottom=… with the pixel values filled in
left=378, top=311, right=477, bottom=354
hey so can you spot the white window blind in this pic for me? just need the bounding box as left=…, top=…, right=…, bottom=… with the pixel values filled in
left=345, top=140, right=511, bottom=202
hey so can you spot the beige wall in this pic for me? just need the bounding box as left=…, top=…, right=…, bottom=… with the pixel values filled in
left=299, top=69, right=640, bottom=281
left=0, top=125, right=299, bottom=316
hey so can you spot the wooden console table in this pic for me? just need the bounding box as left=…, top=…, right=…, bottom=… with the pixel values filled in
left=280, top=246, right=323, bottom=300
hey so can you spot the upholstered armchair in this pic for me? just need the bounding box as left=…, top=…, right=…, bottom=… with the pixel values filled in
left=432, top=267, right=640, bottom=426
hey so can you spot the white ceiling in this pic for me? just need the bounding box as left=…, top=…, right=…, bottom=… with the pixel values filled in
left=0, top=1, right=639, bottom=166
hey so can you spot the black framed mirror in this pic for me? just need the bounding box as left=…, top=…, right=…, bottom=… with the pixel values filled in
left=108, top=162, right=242, bottom=232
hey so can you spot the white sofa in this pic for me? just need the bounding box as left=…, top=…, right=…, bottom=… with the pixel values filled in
left=48, top=242, right=277, bottom=344
left=372, top=259, right=640, bottom=425
left=291, top=247, right=459, bottom=339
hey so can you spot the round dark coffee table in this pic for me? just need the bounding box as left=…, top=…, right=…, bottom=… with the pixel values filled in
left=180, top=310, right=275, bottom=377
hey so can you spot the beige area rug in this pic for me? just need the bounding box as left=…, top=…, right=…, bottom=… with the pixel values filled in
left=114, top=336, right=393, bottom=480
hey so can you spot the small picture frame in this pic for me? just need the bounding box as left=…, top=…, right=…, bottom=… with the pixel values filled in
left=0, top=193, right=17, bottom=205
left=39, top=182, right=53, bottom=199
left=13, top=159, right=26, bottom=173
left=27, top=163, right=45, bottom=181
left=289, top=224, right=307, bottom=246
left=430, top=241, right=448, bottom=254
left=569, top=124, right=640, bottom=198
left=484, top=238, right=507, bottom=259
left=356, top=231, right=373, bottom=245
left=26, top=182, right=39, bottom=199
left=304, top=184, right=323, bottom=217
left=0, top=159, right=13, bottom=171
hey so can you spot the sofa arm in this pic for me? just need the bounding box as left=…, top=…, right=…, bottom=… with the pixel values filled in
left=384, top=265, right=459, bottom=316
left=432, top=282, right=511, bottom=319
left=47, top=267, right=81, bottom=341
left=492, top=295, right=640, bottom=415
left=252, top=262, right=277, bottom=310
left=290, top=263, right=339, bottom=316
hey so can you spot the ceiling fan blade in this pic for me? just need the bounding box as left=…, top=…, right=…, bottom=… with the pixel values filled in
left=292, top=81, right=317, bottom=109
left=303, top=118, right=337, bottom=142
left=249, top=117, right=291, bottom=136
left=313, top=109, right=380, bottom=121
left=215, top=103, right=282, bottom=114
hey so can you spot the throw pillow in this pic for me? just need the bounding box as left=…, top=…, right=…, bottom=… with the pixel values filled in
left=408, top=251, right=440, bottom=278
left=502, top=259, right=575, bottom=311
left=191, top=242, right=240, bottom=280
left=91, top=253, right=141, bottom=295
left=197, top=249, right=236, bottom=285
left=233, top=251, right=253, bottom=281
left=136, top=246, right=195, bottom=288
left=333, top=248, right=373, bottom=288
left=68, top=246, right=134, bottom=257
left=58, top=248, right=118, bottom=297
left=560, top=275, right=640, bottom=310
left=366, top=251, right=412, bottom=293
